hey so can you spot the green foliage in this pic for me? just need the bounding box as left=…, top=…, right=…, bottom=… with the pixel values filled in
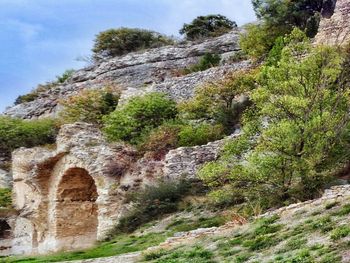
left=111, top=180, right=191, bottom=234
left=92, top=27, right=173, bottom=60
left=103, top=92, right=177, bottom=144
left=252, top=0, right=324, bottom=37
left=59, top=86, right=120, bottom=125
left=138, top=121, right=225, bottom=158
left=182, top=53, right=221, bottom=74
left=55, top=69, right=75, bottom=84
left=179, top=14, right=237, bottom=41
left=0, top=188, right=11, bottom=208
left=330, top=226, right=350, bottom=240
left=178, top=123, right=225, bottom=147
left=179, top=69, right=256, bottom=132
left=243, top=0, right=328, bottom=60
left=0, top=117, right=58, bottom=157
left=144, top=246, right=214, bottom=263
left=239, top=23, right=279, bottom=60
left=200, top=29, right=350, bottom=207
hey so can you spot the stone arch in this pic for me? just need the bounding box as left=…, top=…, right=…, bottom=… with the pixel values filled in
left=53, top=167, right=98, bottom=251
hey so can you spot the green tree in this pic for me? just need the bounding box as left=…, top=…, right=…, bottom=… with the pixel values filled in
left=103, top=92, right=177, bottom=144
left=180, top=14, right=237, bottom=41
left=199, top=29, right=350, bottom=207
left=252, top=0, right=324, bottom=37
left=92, top=27, right=173, bottom=60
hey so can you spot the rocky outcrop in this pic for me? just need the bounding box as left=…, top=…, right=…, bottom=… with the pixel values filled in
left=3, top=31, right=246, bottom=119
left=315, top=0, right=350, bottom=46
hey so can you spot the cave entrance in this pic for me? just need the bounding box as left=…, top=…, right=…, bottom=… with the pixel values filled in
left=55, top=168, right=98, bottom=250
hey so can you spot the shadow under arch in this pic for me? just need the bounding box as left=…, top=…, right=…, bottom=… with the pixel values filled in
left=54, top=167, right=98, bottom=251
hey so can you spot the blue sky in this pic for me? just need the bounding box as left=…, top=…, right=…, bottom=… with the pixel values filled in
left=0, top=0, right=255, bottom=112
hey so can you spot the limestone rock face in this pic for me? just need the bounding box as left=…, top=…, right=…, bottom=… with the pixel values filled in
left=3, top=31, right=247, bottom=119
left=0, top=169, right=11, bottom=189
left=8, top=122, right=227, bottom=255
left=315, top=0, right=350, bottom=46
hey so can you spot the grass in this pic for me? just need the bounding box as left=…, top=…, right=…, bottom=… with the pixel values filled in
left=5, top=232, right=167, bottom=263
left=5, top=197, right=350, bottom=263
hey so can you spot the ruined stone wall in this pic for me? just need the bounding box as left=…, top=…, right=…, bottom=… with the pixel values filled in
left=315, top=0, right=350, bottom=46
left=7, top=122, right=229, bottom=255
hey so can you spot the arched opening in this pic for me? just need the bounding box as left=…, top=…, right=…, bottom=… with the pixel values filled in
left=0, top=220, right=12, bottom=256
left=0, top=220, right=12, bottom=239
left=55, top=168, right=98, bottom=250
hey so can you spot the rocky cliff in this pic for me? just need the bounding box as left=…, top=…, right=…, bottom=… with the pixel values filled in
left=3, top=30, right=248, bottom=119
left=315, top=0, right=350, bottom=46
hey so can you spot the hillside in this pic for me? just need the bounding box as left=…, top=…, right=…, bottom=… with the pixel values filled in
left=1, top=0, right=350, bottom=262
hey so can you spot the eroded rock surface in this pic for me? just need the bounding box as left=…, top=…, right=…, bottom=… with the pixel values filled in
left=315, top=0, right=350, bottom=45
left=3, top=31, right=246, bottom=119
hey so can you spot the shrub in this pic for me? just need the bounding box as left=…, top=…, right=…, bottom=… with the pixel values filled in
left=137, top=121, right=182, bottom=159
left=103, top=92, right=177, bottom=144
left=199, top=29, right=350, bottom=208
left=182, top=53, right=221, bottom=74
left=59, top=86, right=120, bottom=125
left=56, top=69, right=75, bottom=84
left=138, top=121, right=226, bottom=159
left=92, top=27, right=173, bottom=60
left=179, top=69, right=256, bottom=131
left=178, top=123, right=225, bottom=147
left=0, top=117, right=58, bottom=157
left=180, top=14, right=237, bottom=41
left=239, top=23, right=279, bottom=60
left=0, top=188, right=11, bottom=208
left=110, top=180, right=191, bottom=234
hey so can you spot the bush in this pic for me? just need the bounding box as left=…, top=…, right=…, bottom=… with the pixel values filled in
left=92, top=27, right=173, bottom=60
left=180, top=14, right=237, bottom=41
left=59, top=86, right=120, bottom=125
left=0, top=188, right=11, bottom=208
left=138, top=121, right=226, bottom=159
left=110, top=180, right=191, bottom=234
left=179, top=69, right=256, bottom=131
left=182, top=53, right=221, bottom=75
left=103, top=92, right=177, bottom=144
left=137, top=121, right=182, bottom=159
left=239, top=23, right=279, bottom=60
left=56, top=69, right=75, bottom=84
left=178, top=123, right=225, bottom=147
left=0, top=117, right=58, bottom=157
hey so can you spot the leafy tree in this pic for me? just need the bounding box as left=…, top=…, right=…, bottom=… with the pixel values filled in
left=92, top=27, right=173, bottom=60
left=242, top=0, right=331, bottom=60
left=103, top=92, right=177, bottom=144
left=252, top=0, right=324, bottom=37
left=59, top=86, right=120, bottom=125
left=199, top=29, right=350, bottom=207
left=180, top=14, right=237, bottom=41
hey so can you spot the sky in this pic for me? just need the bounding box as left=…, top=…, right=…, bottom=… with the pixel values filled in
left=0, top=0, right=256, bottom=112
